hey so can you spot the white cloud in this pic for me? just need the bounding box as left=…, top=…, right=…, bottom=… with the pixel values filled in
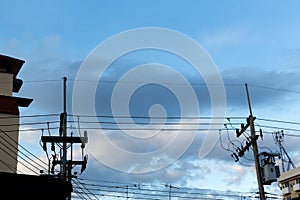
left=17, top=153, right=48, bottom=175
left=232, top=164, right=246, bottom=175
left=202, top=27, right=248, bottom=48
left=18, top=128, right=41, bottom=145
left=219, top=163, right=248, bottom=185
left=84, top=124, right=197, bottom=173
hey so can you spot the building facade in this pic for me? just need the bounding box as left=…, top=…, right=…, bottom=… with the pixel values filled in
left=278, top=167, right=300, bottom=200
left=0, top=54, right=32, bottom=173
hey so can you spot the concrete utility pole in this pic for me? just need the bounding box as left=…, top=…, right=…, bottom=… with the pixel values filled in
left=41, top=76, right=89, bottom=199
left=245, top=83, right=265, bottom=200
left=62, top=76, right=67, bottom=182
left=274, top=130, right=296, bottom=172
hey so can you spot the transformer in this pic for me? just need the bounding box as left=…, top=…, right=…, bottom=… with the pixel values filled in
left=261, top=163, right=281, bottom=185
left=259, top=151, right=281, bottom=185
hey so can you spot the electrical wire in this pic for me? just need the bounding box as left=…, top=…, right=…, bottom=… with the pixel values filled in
left=2, top=81, right=297, bottom=199
left=72, top=178, right=97, bottom=200
left=0, top=111, right=296, bottom=199
left=0, top=114, right=299, bottom=138
left=74, top=178, right=257, bottom=200
left=0, top=143, right=38, bottom=174
left=68, top=114, right=244, bottom=120
left=249, top=84, right=300, bottom=94
left=18, top=78, right=300, bottom=96
left=0, top=128, right=51, bottom=175
left=0, top=159, right=18, bottom=172
left=0, top=129, right=48, bottom=167
left=0, top=113, right=60, bottom=119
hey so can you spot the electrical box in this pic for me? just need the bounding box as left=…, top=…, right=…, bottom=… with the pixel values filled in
left=261, top=164, right=280, bottom=185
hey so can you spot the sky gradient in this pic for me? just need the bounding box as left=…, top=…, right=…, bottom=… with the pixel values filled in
left=2, top=1, right=300, bottom=199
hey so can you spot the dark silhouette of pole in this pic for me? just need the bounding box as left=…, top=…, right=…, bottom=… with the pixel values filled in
left=62, top=77, right=67, bottom=182
left=245, top=83, right=265, bottom=200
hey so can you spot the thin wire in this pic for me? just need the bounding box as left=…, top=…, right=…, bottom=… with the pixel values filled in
left=0, top=120, right=240, bottom=129
left=0, top=134, right=47, bottom=171
left=0, top=159, right=18, bottom=172
left=77, top=178, right=257, bottom=199
left=18, top=78, right=300, bottom=96
left=218, top=129, right=234, bottom=153
left=0, top=143, right=38, bottom=174
left=4, top=126, right=237, bottom=133
left=0, top=129, right=48, bottom=167
left=0, top=129, right=45, bottom=173
left=0, top=120, right=60, bottom=127
left=72, top=179, right=96, bottom=200
left=249, top=84, right=300, bottom=94
left=0, top=113, right=60, bottom=119
left=257, top=117, right=300, bottom=125
left=258, top=125, right=300, bottom=132
left=72, top=187, right=89, bottom=200
left=68, top=114, right=244, bottom=120
left=68, top=78, right=243, bottom=86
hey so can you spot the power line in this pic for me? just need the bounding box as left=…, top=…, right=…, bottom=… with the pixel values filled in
left=257, top=118, right=300, bottom=126
left=1, top=113, right=300, bottom=137
left=18, top=79, right=300, bottom=94
left=0, top=129, right=48, bottom=169
left=250, top=84, right=300, bottom=94
left=68, top=114, right=244, bottom=120
left=0, top=142, right=38, bottom=174
left=0, top=128, right=51, bottom=176
left=3, top=123, right=300, bottom=138
left=74, top=178, right=258, bottom=200
left=0, top=159, right=19, bottom=173
left=0, top=120, right=240, bottom=128
left=72, top=178, right=98, bottom=200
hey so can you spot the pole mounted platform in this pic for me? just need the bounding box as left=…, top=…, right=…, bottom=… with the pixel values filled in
left=41, top=135, right=88, bottom=144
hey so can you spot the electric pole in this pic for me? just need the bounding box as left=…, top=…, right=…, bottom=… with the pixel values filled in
left=41, top=77, right=89, bottom=199
left=273, top=130, right=296, bottom=172
left=62, top=76, right=67, bottom=182
left=166, top=184, right=178, bottom=200
left=245, top=83, right=265, bottom=200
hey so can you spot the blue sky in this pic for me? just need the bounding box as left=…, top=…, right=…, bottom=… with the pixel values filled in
left=2, top=1, right=300, bottom=199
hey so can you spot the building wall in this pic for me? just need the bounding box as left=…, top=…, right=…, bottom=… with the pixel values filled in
left=0, top=113, right=19, bottom=173
left=0, top=72, right=13, bottom=96
left=280, top=179, right=300, bottom=199
left=0, top=70, right=19, bottom=173
left=0, top=55, right=32, bottom=174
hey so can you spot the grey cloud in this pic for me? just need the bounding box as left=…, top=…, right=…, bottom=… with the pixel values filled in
left=223, top=67, right=300, bottom=109
left=11, top=45, right=300, bottom=193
